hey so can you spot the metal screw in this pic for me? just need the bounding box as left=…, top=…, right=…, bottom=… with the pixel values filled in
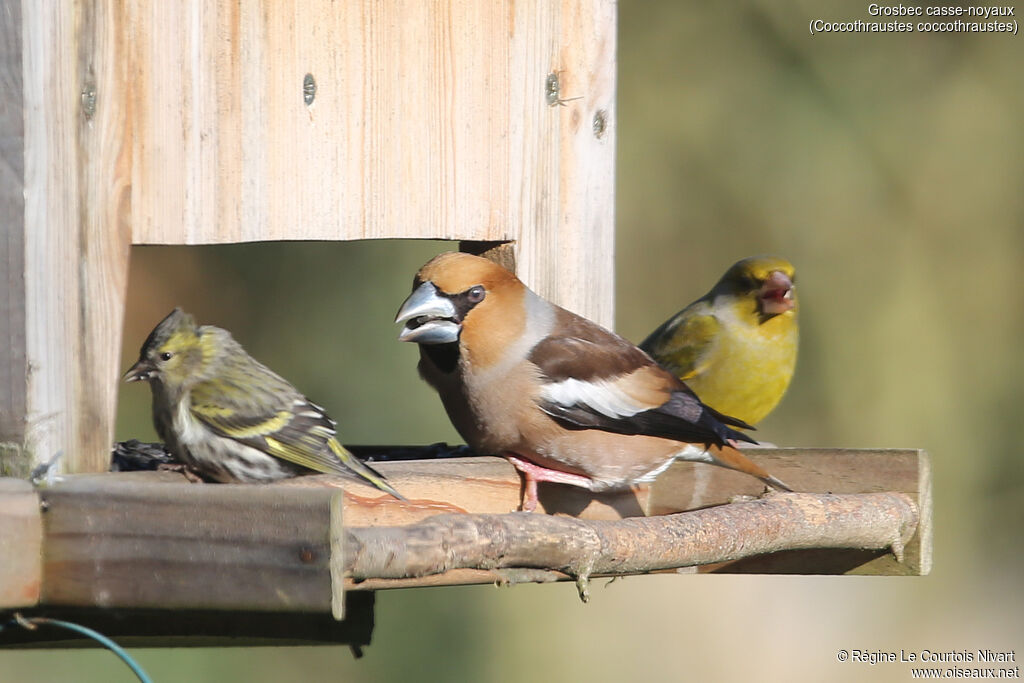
left=81, top=85, right=96, bottom=120
left=303, top=73, right=317, bottom=106
left=545, top=73, right=561, bottom=106
left=545, top=71, right=582, bottom=107
left=592, top=109, right=608, bottom=139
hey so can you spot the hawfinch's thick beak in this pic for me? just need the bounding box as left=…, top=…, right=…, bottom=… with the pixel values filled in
left=759, top=271, right=795, bottom=316
left=395, top=282, right=461, bottom=344
left=123, top=359, right=154, bottom=382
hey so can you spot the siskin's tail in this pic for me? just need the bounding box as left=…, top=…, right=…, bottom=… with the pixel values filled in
left=328, top=439, right=408, bottom=501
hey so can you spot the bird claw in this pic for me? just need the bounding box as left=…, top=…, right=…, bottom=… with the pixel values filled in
left=157, top=462, right=206, bottom=483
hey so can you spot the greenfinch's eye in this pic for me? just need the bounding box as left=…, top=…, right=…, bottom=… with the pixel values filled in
left=467, top=285, right=485, bottom=303
left=159, top=352, right=173, bottom=362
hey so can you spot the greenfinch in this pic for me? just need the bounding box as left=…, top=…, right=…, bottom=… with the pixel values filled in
left=639, top=256, right=798, bottom=426
left=124, top=308, right=405, bottom=499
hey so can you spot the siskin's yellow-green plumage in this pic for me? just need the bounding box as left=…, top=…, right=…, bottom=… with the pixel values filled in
left=639, top=256, right=798, bottom=426
left=124, top=308, right=405, bottom=500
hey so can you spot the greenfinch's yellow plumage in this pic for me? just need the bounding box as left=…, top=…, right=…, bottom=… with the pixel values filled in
left=124, top=308, right=405, bottom=500
left=639, top=256, right=798, bottom=426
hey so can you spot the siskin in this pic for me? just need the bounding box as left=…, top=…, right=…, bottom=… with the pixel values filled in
left=124, top=308, right=405, bottom=499
left=640, top=256, right=798, bottom=427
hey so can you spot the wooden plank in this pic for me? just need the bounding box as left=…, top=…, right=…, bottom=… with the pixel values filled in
left=648, top=448, right=931, bottom=576
left=5, top=449, right=926, bottom=647
left=118, top=1, right=543, bottom=243
left=0, top=479, right=43, bottom=608
left=64, top=449, right=931, bottom=535
left=1, top=2, right=130, bottom=476
left=649, top=448, right=926, bottom=509
left=118, top=0, right=615, bottom=323
left=33, top=448, right=928, bottom=613
left=514, top=0, right=617, bottom=327
left=0, top=0, right=28, bottom=475
left=73, top=0, right=133, bottom=474
left=39, top=479, right=337, bottom=612
left=55, top=456, right=648, bottom=527
left=17, top=0, right=83, bottom=474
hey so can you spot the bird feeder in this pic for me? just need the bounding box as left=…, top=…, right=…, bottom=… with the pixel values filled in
left=0, top=0, right=929, bottom=651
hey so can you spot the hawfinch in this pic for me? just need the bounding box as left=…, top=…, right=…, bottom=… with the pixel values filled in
left=640, top=256, right=798, bottom=426
left=395, top=252, right=791, bottom=511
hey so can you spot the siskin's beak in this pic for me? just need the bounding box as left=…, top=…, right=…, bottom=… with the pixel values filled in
left=759, top=271, right=795, bottom=317
left=123, top=358, right=155, bottom=382
left=394, top=282, right=461, bottom=344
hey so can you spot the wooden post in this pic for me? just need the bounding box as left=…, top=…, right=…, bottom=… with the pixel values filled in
left=0, top=1, right=617, bottom=475
left=1, top=1, right=131, bottom=476
left=515, top=1, right=617, bottom=327
left=0, top=0, right=28, bottom=474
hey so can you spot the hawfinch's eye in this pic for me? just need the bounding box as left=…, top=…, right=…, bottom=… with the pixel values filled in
left=467, top=286, right=485, bottom=303
left=159, top=352, right=173, bottom=362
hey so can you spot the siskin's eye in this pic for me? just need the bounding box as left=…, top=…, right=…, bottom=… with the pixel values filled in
left=467, top=285, right=485, bottom=303
left=159, top=351, right=173, bottom=362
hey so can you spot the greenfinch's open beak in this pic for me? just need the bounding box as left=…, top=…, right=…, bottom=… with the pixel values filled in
left=395, top=282, right=461, bottom=344
left=759, top=271, right=795, bottom=316
left=123, top=359, right=155, bottom=382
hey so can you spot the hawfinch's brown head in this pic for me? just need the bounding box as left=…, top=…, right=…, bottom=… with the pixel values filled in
left=395, top=252, right=538, bottom=372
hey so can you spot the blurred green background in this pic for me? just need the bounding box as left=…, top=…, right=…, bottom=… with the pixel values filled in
left=5, top=1, right=1022, bottom=681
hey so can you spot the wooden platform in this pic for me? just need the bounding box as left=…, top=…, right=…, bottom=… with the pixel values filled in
left=0, top=447, right=931, bottom=650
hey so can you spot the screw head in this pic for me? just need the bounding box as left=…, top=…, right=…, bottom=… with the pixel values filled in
left=592, top=110, right=608, bottom=139
left=545, top=73, right=560, bottom=106
left=303, top=73, right=317, bottom=106
left=81, top=86, right=97, bottom=119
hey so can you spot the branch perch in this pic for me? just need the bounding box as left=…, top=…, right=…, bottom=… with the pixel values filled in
left=343, top=492, right=919, bottom=600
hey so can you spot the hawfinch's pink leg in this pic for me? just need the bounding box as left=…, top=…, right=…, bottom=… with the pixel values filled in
left=505, top=454, right=594, bottom=512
